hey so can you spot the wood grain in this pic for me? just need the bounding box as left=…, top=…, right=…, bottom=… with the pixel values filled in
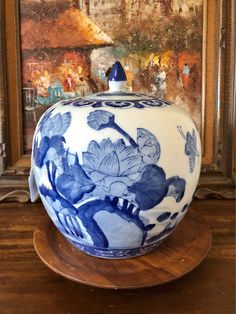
left=33, top=209, right=212, bottom=289
left=0, top=200, right=235, bottom=314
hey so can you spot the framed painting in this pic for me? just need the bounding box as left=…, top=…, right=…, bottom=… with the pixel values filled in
left=0, top=0, right=235, bottom=202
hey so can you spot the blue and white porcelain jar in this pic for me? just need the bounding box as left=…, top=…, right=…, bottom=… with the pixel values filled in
left=29, top=62, right=201, bottom=259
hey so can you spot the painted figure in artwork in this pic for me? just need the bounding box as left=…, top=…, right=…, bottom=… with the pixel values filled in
left=182, top=63, right=190, bottom=90
left=155, top=68, right=167, bottom=98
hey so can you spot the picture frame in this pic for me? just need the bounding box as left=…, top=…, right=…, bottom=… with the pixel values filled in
left=0, top=0, right=235, bottom=202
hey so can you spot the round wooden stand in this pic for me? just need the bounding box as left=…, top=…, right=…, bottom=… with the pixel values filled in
left=33, top=209, right=212, bottom=289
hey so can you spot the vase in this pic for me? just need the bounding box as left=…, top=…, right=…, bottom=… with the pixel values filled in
left=29, top=61, right=201, bottom=259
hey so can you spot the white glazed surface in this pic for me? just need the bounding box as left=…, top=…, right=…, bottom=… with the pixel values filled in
left=31, top=93, right=201, bottom=258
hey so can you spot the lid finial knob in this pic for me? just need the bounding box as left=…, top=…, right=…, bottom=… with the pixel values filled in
left=108, top=61, right=127, bottom=92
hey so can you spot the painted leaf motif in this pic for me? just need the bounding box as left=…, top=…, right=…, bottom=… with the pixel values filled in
left=33, top=136, right=50, bottom=167
left=49, top=135, right=65, bottom=154
left=39, top=184, right=78, bottom=215
left=56, top=160, right=95, bottom=204
left=166, top=176, right=186, bottom=202
left=41, top=112, right=71, bottom=138
left=128, top=164, right=167, bottom=210
left=38, top=107, right=55, bottom=133
left=34, top=135, right=66, bottom=167
left=137, top=128, right=160, bottom=164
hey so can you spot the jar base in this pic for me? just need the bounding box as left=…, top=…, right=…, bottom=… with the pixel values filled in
left=69, top=240, right=162, bottom=259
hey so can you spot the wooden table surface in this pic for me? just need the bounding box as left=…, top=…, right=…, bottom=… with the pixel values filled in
left=0, top=199, right=235, bottom=314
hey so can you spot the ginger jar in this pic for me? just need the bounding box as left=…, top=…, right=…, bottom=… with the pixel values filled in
left=29, top=62, right=201, bottom=259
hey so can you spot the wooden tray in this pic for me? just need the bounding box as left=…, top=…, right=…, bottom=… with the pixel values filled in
left=33, top=209, right=212, bottom=289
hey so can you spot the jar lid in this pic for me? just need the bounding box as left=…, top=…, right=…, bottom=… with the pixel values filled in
left=61, top=61, right=172, bottom=109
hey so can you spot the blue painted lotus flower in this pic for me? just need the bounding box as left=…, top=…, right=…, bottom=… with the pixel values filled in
left=82, top=138, right=142, bottom=198
left=87, top=110, right=137, bottom=147
left=87, top=110, right=115, bottom=131
left=137, top=128, right=160, bottom=164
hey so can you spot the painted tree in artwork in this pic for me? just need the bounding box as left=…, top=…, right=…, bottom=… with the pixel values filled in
left=116, top=22, right=157, bottom=70
left=159, top=0, right=173, bottom=16
left=186, top=10, right=202, bottom=51
left=120, top=0, right=127, bottom=25
left=115, top=3, right=202, bottom=72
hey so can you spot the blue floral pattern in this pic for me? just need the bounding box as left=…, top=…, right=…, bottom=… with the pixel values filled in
left=82, top=139, right=141, bottom=199
left=33, top=109, right=187, bottom=258
left=62, top=96, right=171, bottom=109
left=177, top=126, right=199, bottom=173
